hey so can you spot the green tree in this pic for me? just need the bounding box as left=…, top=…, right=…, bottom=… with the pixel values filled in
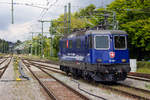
left=107, top=0, right=150, bottom=60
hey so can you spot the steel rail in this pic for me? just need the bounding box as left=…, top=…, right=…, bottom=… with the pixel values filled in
left=118, top=83, right=150, bottom=93
left=0, top=58, right=8, bottom=65
left=0, top=57, right=12, bottom=78
left=128, top=72, right=150, bottom=79
left=24, top=60, right=91, bottom=100
left=98, top=84, right=150, bottom=100
left=22, top=60, right=58, bottom=100
left=28, top=61, right=59, bottom=70
left=24, top=60, right=64, bottom=75
left=26, top=60, right=150, bottom=100
left=24, top=61, right=150, bottom=96
left=23, top=58, right=59, bottom=65
left=28, top=60, right=150, bottom=83
left=27, top=59, right=150, bottom=83
left=127, top=75, right=150, bottom=82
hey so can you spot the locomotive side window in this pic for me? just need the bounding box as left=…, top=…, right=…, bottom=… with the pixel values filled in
left=95, top=36, right=109, bottom=49
left=69, top=40, right=72, bottom=48
left=76, top=39, right=81, bottom=48
left=63, top=41, right=66, bottom=48
left=114, top=36, right=126, bottom=49
left=85, top=37, right=88, bottom=48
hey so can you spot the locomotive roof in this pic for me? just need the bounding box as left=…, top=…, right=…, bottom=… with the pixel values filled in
left=86, top=30, right=127, bottom=35
left=63, top=30, right=127, bottom=39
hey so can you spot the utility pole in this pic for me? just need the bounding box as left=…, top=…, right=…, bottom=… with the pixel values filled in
left=50, top=21, right=53, bottom=57
left=11, top=0, right=14, bottom=24
left=37, top=39, right=40, bottom=56
left=64, top=5, right=67, bottom=34
left=35, top=39, right=38, bottom=56
left=113, top=11, right=116, bottom=30
left=39, top=21, right=44, bottom=58
left=38, top=20, right=53, bottom=57
left=38, top=20, right=51, bottom=58
left=5, top=42, right=7, bottom=53
left=31, top=32, right=33, bottom=55
left=68, top=3, right=71, bottom=34
left=3, top=40, right=5, bottom=53
left=38, top=20, right=64, bottom=57
left=30, top=32, right=37, bottom=55
left=50, top=22, right=53, bottom=57
left=102, top=0, right=104, bottom=8
left=29, top=43, right=32, bottom=55
left=30, top=31, right=49, bottom=57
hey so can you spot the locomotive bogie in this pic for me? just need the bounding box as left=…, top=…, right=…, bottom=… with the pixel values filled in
left=60, top=61, right=130, bottom=81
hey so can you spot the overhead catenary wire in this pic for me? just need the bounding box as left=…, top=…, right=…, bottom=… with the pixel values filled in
left=39, top=0, right=50, bottom=18
left=0, top=2, right=48, bottom=9
left=40, top=0, right=59, bottom=19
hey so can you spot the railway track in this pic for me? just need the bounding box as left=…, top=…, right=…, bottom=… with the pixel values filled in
left=128, top=72, right=150, bottom=79
left=127, top=72, right=150, bottom=82
left=24, top=59, right=150, bottom=100
left=23, top=58, right=59, bottom=65
left=26, top=58, right=150, bottom=83
left=0, top=58, right=8, bottom=65
left=127, top=75, right=150, bottom=82
left=0, top=57, right=12, bottom=78
left=22, top=59, right=91, bottom=100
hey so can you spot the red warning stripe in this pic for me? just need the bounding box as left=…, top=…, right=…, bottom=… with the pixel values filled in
left=66, top=40, right=69, bottom=48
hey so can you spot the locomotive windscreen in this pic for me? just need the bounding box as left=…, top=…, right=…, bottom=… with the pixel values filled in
left=95, top=36, right=109, bottom=49
left=114, top=36, right=126, bottom=49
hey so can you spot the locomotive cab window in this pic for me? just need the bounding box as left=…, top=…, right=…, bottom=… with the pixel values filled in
left=85, top=37, right=88, bottom=48
left=94, top=35, right=109, bottom=49
left=114, top=36, right=126, bottom=49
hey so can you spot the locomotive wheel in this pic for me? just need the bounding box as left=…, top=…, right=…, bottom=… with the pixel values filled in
left=66, top=71, right=69, bottom=76
left=70, top=68, right=79, bottom=79
left=72, top=73, right=80, bottom=79
left=83, top=71, right=92, bottom=81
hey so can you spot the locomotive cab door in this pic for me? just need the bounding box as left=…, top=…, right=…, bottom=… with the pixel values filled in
left=84, top=35, right=92, bottom=63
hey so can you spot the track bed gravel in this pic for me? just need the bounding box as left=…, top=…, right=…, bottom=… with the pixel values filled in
left=119, top=78, right=150, bottom=91
left=26, top=59, right=150, bottom=100
left=41, top=68, right=131, bottom=100
left=32, top=60, right=150, bottom=92
left=0, top=58, right=48, bottom=100
left=32, top=67, right=88, bottom=100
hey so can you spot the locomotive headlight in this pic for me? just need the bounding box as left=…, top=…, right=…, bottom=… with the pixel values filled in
left=97, top=59, right=102, bottom=63
left=122, top=59, right=126, bottom=63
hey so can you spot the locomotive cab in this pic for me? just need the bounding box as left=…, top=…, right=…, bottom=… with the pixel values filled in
left=93, top=34, right=129, bottom=64
left=85, top=30, right=131, bottom=81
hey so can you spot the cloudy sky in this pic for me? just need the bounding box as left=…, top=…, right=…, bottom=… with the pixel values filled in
left=0, top=0, right=114, bottom=42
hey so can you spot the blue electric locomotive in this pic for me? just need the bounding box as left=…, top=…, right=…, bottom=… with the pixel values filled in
left=59, top=30, right=131, bottom=82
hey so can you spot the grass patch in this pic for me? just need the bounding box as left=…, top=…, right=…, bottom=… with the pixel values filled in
left=136, top=61, right=150, bottom=74
left=145, top=84, right=150, bottom=89
left=137, top=61, right=150, bottom=69
left=46, top=56, right=59, bottom=61
left=0, top=53, right=3, bottom=56
left=13, top=57, right=21, bottom=79
left=136, top=68, right=150, bottom=74
left=22, top=54, right=59, bottom=62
